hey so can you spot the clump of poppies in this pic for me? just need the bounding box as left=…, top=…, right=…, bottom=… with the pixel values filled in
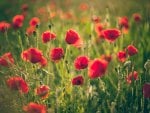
left=6, top=76, right=29, bottom=94
left=21, top=48, right=47, bottom=67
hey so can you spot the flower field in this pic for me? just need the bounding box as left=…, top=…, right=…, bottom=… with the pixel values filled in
left=0, top=0, right=150, bottom=113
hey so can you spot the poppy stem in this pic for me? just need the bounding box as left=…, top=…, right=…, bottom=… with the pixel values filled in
left=63, top=45, right=69, bottom=67
left=4, top=30, right=9, bottom=46
left=25, top=34, right=30, bottom=48
left=35, top=26, right=39, bottom=48
left=17, top=31, right=24, bottom=52
left=120, top=31, right=124, bottom=50
left=143, top=98, right=148, bottom=113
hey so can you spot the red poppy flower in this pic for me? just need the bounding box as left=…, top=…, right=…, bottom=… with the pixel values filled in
left=21, top=48, right=45, bottom=64
left=39, top=56, right=47, bottom=67
left=143, top=83, right=150, bottom=98
left=95, top=23, right=104, bottom=38
left=79, top=3, right=89, bottom=11
left=0, top=21, right=11, bottom=32
left=91, top=15, right=100, bottom=23
left=119, top=16, right=129, bottom=29
left=21, top=4, right=28, bottom=11
left=101, top=29, right=121, bottom=42
left=50, top=47, right=64, bottom=62
left=50, top=11, right=57, bottom=19
left=127, top=45, right=138, bottom=56
left=119, top=16, right=129, bottom=33
left=12, top=15, right=24, bottom=28
left=100, top=54, right=112, bottom=63
left=42, top=31, right=56, bottom=43
left=26, top=26, right=36, bottom=36
left=74, top=55, right=89, bottom=70
left=65, top=29, right=83, bottom=48
left=88, top=59, right=108, bottom=79
left=35, top=85, right=50, bottom=99
left=0, top=52, right=14, bottom=67
left=37, top=7, right=46, bottom=16
left=49, top=2, right=56, bottom=10
left=133, top=13, right=141, bottom=22
left=117, top=51, right=127, bottom=63
left=7, top=76, right=29, bottom=94
left=23, top=102, right=47, bottom=113
left=29, top=17, right=40, bottom=27
left=21, top=50, right=29, bottom=61
left=72, top=75, right=84, bottom=85
left=126, top=71, right=138, bottom=84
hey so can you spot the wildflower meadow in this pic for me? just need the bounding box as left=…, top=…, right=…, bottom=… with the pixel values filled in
left=0, top=0, right=150, bottom=113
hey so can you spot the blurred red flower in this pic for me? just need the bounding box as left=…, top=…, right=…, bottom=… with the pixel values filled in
left=101, top=29, right=121, bottom=42
left=119, top=16, right=129, bottom=33
left=119, top=16, right=129, bottom=28
left=88, top=59, right=108, bottom=79
left=29, top=17, right=40, bottom=27
left=127, top=45, right=138, bottom=56
left=49, top=11, right=57, bottom=19
left=7, top=76, right=29, bottom=94
left=0, top=52, right=14, bottom=67
left=65, top=29, right=83, bottom=48
left=143, top=83, right=150, bottom=98
left=21, top=48, right=46, bottom=66
left=37, top=7, right=46, bottom=15
left=117, top=51, right=127, bottom=63
left=21, top=48, right=42, bottom=63
left=23, top=102, right=47, bottom=113
left=35, top=85, right=50, bottom=99
left=21, top=4, right=28, bottom=11
left=26, top=26, right=36, bottom=36
left=0, top=21, right=11, bottom=32
left=50, top=47, right=64, bottom=62
left=74, top=55, right=89, bottom=70
left=42, top=31, right=56, bottom=43
left=95, top=23, right=104, bottom=38
left=21, top=4, right=28, bottom=17
left=40, top=56, right=48, bottom=67
left=126, top=71, right=138, bottom=84
left=12, top=15, right=24, bottom=29
left=79, top=3, right=89, bottom=11
left=72, top=75, right=84, bottom=85
left=133, top=13, right=142, bottom=22
left=91, top=15, right=100, bottom=23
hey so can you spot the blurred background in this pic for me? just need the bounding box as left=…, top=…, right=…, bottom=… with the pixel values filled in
left=0, top=0, right=150, bottom=21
